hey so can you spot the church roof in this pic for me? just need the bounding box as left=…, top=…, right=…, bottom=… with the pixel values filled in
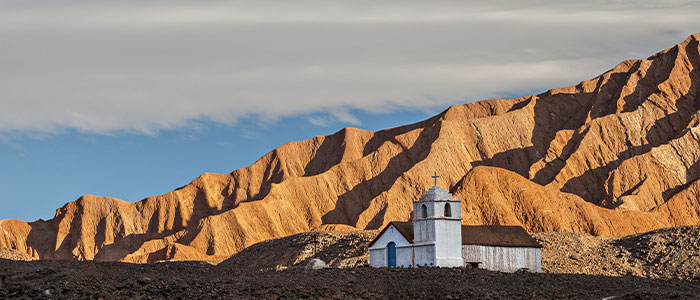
left=418, top=186, right=453, bottom=202
left=367, top=221, right=414, bottom=247
left=369, top=222, right=542, bottom=248
left=391, top=221, right=415, bottom=243
left=461, top=225, right=542, bottom=248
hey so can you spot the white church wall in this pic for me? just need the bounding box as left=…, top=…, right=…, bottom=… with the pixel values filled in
left=433, top=218, right=463, bottom=267
left=396, top=246, right=414, bottom=267
left=368, top=224, right=412, bottom=267
left=434, top=201, right=445, bottom=217
left=412, top=244, right=435, bottom=267
left=369, top=248, right=389, bottom=268
left=462, top=245, right=542, bottom=272
left=414, top=219, right=435, bottom=242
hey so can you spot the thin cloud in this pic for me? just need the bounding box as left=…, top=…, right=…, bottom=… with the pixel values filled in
left=330, top=111, right=361, bottom=126
left=306, top=116, right=331, bottom=127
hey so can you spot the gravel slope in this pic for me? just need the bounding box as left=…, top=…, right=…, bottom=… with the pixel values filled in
left=536, top=226, right=700, bottom=280
left=0, top=248, right=34, bottom=261
left=220, top=230, right=376, bottom=270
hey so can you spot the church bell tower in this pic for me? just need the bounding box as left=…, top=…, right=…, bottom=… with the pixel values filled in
left=412, top=172, right=463, bottom=267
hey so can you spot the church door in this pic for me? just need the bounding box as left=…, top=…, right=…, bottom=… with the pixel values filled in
left=387, top=242, right=397, bottom=267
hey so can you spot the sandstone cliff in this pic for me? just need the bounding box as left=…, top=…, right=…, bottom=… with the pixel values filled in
left=1, top=34, right=699, bottom=262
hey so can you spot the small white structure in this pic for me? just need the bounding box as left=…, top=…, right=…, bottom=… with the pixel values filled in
left=368, top=178, right=542, bottom=272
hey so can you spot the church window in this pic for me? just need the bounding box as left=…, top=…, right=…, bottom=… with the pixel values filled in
left=421, top=204, right=427, bottom=218
left=444, top=203, right=451, bottom=217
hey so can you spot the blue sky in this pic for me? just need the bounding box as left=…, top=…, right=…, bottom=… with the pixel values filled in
left=1, top=0, right=699, bottom=221
left=0, top=109, right=445, bottom=221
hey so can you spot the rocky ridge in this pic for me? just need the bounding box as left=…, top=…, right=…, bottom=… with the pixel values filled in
left=0, top=34, right=699, bottom=262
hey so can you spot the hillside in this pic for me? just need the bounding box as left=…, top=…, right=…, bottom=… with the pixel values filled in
left=537, top=226, right=700, bottom=280
left=220, top=226, right=700, bottom=281
left=220, top=230, right=377, bottom=270
left=0, top=34, right=699, bottom=262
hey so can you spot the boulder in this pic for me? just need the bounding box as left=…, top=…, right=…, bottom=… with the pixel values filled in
left=305, top=258, right=326, bottom=270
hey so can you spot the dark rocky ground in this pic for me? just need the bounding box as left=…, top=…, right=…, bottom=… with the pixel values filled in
left=1, top=259, right=699, bottom=299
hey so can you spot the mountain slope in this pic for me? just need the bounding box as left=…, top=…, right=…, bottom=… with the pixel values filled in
left=1, top=34, right=699, bottom=262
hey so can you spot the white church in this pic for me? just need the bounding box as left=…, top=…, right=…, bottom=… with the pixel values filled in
left=368, top=177, right=542, bottom=272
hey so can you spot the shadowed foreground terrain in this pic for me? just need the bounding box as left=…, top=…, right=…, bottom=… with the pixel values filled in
left=1, top=259, right=699, bottom=299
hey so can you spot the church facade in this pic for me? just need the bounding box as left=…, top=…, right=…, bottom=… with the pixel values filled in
left=368, top=184, right=542, bottom=272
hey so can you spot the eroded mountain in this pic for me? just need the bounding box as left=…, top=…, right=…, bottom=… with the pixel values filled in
left=1, top=34, right=699, bottom=262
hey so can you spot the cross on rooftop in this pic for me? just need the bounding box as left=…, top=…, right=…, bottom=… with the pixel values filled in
left=432, top=171, right=439, bottom=187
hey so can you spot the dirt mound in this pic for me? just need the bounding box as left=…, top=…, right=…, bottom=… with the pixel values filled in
left=0, top=248, right=34, bottom=261
left=537, top=226, right=700, bottom=280
left=1, top=34, right=700, bottom=262
left=1, top=260, right=699, bottom=299
left=221, top=230, right=377, bottom=270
